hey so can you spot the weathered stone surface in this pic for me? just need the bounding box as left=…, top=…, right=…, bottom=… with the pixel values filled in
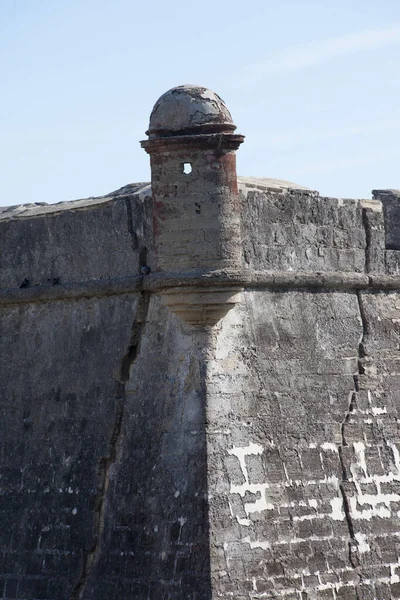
left=0, top=187, right=154, bottom=289
left=1, top=173, right=400, bottom=598
left=373, top=189, right=400, bottom=250
left=141, top=85, right=244, bottom=325
left=1, top=84, right=400, bottom=599
left=0, top=294, right=140, bottom=599
left=1, top=173, right=400, bottom=597
left=241, top=188, right=367, bottom=273
left=75, top=297, right=212, bottom=599
left=205, top=290, right=388, bottom=598
left=146, top=85, right=235, bottom=138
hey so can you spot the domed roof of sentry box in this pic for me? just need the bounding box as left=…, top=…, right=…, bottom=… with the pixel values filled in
left=146, top=85, right=237, bottom=139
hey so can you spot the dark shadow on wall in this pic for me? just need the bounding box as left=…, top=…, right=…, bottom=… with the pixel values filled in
left=0, top=295, right=142, bottom=600
left=74, top=296, right=212, bottom=600
left=0, top=292, right=211, bottom=600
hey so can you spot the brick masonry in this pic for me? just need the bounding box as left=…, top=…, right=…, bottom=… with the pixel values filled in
left=207, top=290, right=400, bottom=599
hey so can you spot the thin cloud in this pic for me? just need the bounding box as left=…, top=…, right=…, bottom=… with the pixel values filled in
left=292, top=155, right=384, bottom=176
left=270, top=119, right=400, bottom=147
left=244, top=119, right=400, bottom=150
left=241, top=24, right=400, bottom=83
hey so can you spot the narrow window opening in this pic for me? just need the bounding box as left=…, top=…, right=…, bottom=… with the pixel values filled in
left=183, top=163, right=192, bottom=175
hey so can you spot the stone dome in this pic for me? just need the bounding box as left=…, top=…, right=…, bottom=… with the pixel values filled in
left=146, top=85, right=236, bottom=138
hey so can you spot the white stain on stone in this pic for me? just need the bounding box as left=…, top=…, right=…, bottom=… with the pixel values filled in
left=241, top=536, right=271, bottom=550
left=232, top=482, right=273, bottom=515
left=320, top=443, right=338, bottom=452
left=226, top=436, right=400, bottom=570
left=353, top=441, right=368, bottom=479
left=344, top=441, right=400, bottom=520
left=355, top=532, right=370, bottom=553
left=228, top=443, right=263, bottom=482
left=137, top=183, right=152, bottom=200
left=325, top=474, right=339, bottom=487
left=228, top=443, right=273, bottom=515
left=237, top=517, right=251, bottom=526
left=390, top=564, right=400, bottom=584
left=211, top=429, right=231, bottom=435
left=354, top=486, right=400, bottom=518
left=371, top=406, right=387, bottom=416
left=330, top=497, right=345, bottom=521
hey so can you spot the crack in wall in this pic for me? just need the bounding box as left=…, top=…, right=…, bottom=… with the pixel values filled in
left=70, top=286, right=151, bottom=600
left=362, top=207, right=373, bottom=275
left=125, top=197, right=139, bottom=252
left=337, top=290, right=369, bottom=597
left=334, top=202, right=375, bottom=592
left=338, top=389, right=357, bottom=581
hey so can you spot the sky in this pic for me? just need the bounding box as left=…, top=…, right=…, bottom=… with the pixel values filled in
left=1, top=0, right=400, bottom=206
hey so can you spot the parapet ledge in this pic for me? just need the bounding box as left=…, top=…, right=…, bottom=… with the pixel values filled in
left=0, top=183, right=152, bottom=221
left=371, top=189, right=400, bottom=251
left=238, top=176, right=318, bottom=195
left=372, top=189, right=400, bottom=198
left=2, top=178, right=400, bottom=313
left=359, top=198, right=383, bottom=212
left=0, top=178, right=317, bottom=221
left=5, top=268, right=400, bottom=311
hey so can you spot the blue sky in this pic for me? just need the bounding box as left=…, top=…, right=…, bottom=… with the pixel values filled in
left=1, top=0, right=400, bottom=206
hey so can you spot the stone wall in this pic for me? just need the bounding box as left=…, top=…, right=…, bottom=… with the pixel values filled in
left=207, top=290, right=400, bottom=599
left=1, top=178, right=400, bottom=599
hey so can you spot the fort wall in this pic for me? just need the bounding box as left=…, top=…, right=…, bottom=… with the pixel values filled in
left=2, top=86, right=400, bottom=599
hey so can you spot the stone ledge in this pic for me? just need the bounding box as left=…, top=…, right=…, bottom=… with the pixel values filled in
left=0, top=275, right=143, bottom=305
left=0, top=177, right=316, bottom=221
left=2, top=269, right=400, bottom=306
